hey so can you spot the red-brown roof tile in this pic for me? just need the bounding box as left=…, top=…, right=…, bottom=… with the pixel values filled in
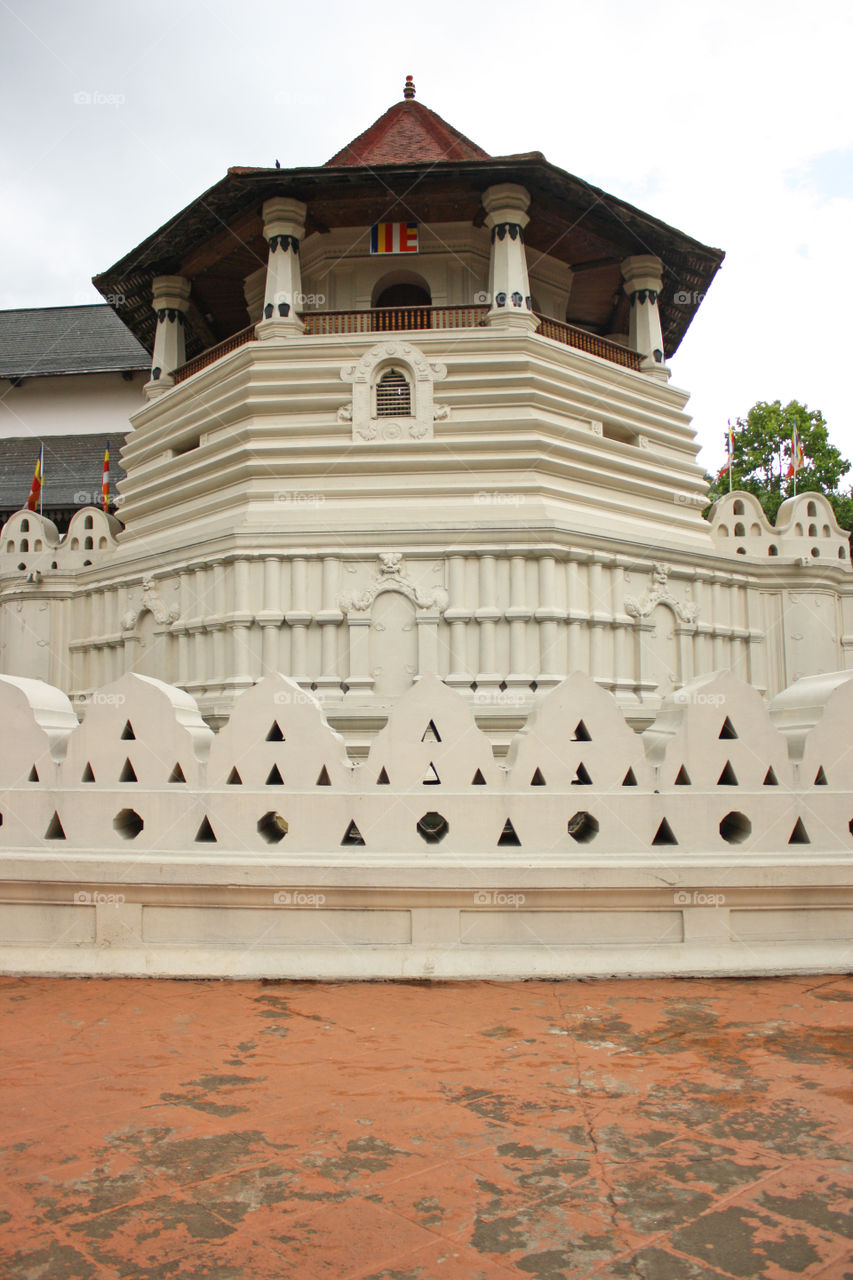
left=326, top=98, right=490, bottom=167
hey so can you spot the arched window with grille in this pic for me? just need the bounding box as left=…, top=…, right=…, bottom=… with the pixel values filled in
left=375, top=367, right=412, bottom=417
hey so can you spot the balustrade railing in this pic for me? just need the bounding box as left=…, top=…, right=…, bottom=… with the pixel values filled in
left=172, top=306, right=642, bottom=382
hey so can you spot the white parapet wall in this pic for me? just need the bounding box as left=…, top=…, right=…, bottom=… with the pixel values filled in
left=0, top=668, right=850, bottom=979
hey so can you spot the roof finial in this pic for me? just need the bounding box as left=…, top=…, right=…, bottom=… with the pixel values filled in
left=403, top=75, right=415, bottom=100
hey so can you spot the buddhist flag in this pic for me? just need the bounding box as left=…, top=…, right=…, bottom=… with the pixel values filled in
left=102, top=444, right=110, bottom=513
left=792, top=424, right=804, bottom=471
left=727, top=420, right=735, bottom=457
left=26, top=445, right=44, bottom=512
left=370, top=222, right=418, bottom=255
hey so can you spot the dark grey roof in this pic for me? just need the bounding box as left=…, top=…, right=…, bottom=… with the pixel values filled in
left=0, top=305, right=149, bottom=379
left=0, top=433, right=126, bottom=511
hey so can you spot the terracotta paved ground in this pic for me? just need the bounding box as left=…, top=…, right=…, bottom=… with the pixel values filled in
left=1, top=976, right=851, bottom=1280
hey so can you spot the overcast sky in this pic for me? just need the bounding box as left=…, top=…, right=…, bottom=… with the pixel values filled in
left=1, top=0, right=851, bottom=476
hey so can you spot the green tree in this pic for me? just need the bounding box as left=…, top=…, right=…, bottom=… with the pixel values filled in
left=707, top=400, right=852, bottom=527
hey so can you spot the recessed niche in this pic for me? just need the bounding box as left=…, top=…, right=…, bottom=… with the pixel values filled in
left=27, top=765, right=39, bottom=782
left=497, top=819, right=521, bottom=847
left=530, top=768, right=547, bottom=787
left=341, top=820, right=365, bottom=846
left=421, top=720, right=441, bottom=743
left=316, top=766, right=331, bottom=786
left=120, top=721, right=135, bottom=740
left=168, top=763, right=187, bottom=784
left=265, top=764, right=284, bottom=786
left=376, top=767, right=390, bottom=785
left=652, top=818, right=677, bottom=846
left=720, top=811, right=751, bottom=845
left=45, top=812, right=66, bottom=840
left=114, top=808, right=143, bottom=840
left=622, top=767, right=637, bottom=787
left=674, top=765, right=691, bottom=786
left=719, top=717, right=738, bottom=740
left=471, top=769, right=487, bottom=786
left=763, top=766, right=778, bottom=786
left=788, top=818, right=810, bottom=845
left=417, top=812, right=449, bottom=844
left=195, top=817, right=217, bottom=843
left=571, top=763, right=592, bottom=786
left=266, top=721, right=284, bottom=742
left=226, top=766, right=243, bottom=785
left=258, top=811, right=288, bottom=844
left=717, top=761, right=738, bottom=786
left=81, top=762, right=96, bottom=783
left=568, top=811, right=599, bottom=843
left=421, top=762, right=441, bottom=785
left=119, top=758, right=138, bottom=783
left=814, top=765, right=828, bottom=786
left=572, top=720, right=591, bottom=742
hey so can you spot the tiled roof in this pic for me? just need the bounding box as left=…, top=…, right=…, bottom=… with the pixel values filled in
left=0, top=305, right=149, bottom=379
left=326, top=98, right=490, bottom=167
left=0, top=433, right=125, bottom=512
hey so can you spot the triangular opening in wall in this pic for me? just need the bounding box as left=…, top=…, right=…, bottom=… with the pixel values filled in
left=168, top=762, right=187, bottom=784
left=195, top=816, right=217, bottom=843
left=674, top=765, right=691, bottom=786
left=814, top=765, right=828, bottom=786
left=316, top=766, right=332, bottom=787
left=719, top=717, right=738, bottom=740
left=119, top=758, right=138, bottom=783
left=652, top=818, right=678, bottom=846
left=265, top=721, right=285, bottom=742
left=530, top=768, right=547, bottom=787
left=45, top=811, right=66, bottom=840
left=622, top=767, right=638, bottom=787
left=471, top=769, right=487, bottom=786
left=27, top=765, right=39, bottom=782
left=497, top=818, right=521, bottom=847
left=572, top=762, right=592, bottom=786
left=422, top=762, right=441, bottom=785
left=227, top=766, right=243, bottom=785
left=341, top=820, right=365, bottom=846
left=717, top=761, right=739, bottom=786
left=788, top=817, right=810, bottom=845
left=81, top=762, right=96, bottom=783
left=572, top=720, right=591, bottom=742
left=376, top=767, right=390, bottom=785
left=421, top=720, right=442, bottom=744
left=120, top=721, right=135, bottom=740
left=763, top=766, right=779, bottom=786
left=265, top=763, right=285, bottom=786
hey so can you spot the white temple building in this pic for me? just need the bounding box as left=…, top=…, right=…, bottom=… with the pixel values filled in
left=0, top=80, right=850, bottom=979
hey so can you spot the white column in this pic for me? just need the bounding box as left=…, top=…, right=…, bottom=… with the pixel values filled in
left=286, top=557, right=311, bottom=686
left=475, top=555, right=502, bottom=690
left=506, top=555, right=532, bottom=688
left=535, top=555, right=564, bottom=688
left=257, top=555, right=284, bottom=676
left=256, top=197, right=307, bottom=339
left=621, top=255, right=669, bottom=380
left=143, top=276, right=191, bottom=400
left=482, top=184, right=538, bottom=332
left=344, top=614, right=373, bottom=695
left=315, top=556, right=343, bottom=694
left=445, top=555, right=472, bottom=688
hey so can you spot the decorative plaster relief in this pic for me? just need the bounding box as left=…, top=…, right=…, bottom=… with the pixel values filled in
left=339, top=552, right=449, bottom=615
left=340, top=342, right=447, bottom=443
left=625, top=563, right=698, bottom=624
left=121, top=577, right=180, bottom=631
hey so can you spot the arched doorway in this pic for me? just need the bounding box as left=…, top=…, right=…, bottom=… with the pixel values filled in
left=372, top=272, right=431, bottom=332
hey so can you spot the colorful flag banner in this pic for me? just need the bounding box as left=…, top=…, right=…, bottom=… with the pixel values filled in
left=26, top=445, right=44, bottom=513
left=726, top=420, right=734, bottom=492
left=102, top=444, right=110, bottom=513
left=370, top=222, right=419, bottom=255
left=792, top=425, right=804, bottom=471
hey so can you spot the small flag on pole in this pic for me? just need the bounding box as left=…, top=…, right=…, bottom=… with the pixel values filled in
left=792, top=425, right=804, bottom=471
left=726, top=420, right=734, bottom=492
left=102, top=444, right=110, bottom=513
left=26, top=445, right=44, bottom=513
left=369, top=222, right=419, bottom=255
